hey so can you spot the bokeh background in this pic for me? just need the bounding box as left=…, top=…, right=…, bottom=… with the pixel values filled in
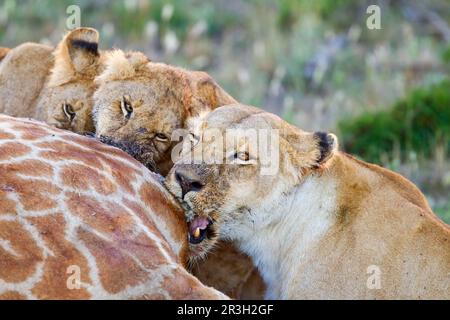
left=1, top=0, right=449, bottom=222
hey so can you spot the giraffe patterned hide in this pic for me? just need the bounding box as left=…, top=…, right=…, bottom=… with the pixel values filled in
left=0, top=115, right=227, bottom=300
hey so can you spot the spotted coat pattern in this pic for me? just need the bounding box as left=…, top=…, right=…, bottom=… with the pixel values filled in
left=0, top=115, right=226, bottom=300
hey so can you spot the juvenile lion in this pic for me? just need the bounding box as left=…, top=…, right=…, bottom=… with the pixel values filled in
left=93, top=49, right=237, bottom=176
left=165, top=104, right=450, bottom=299
left=0, top=27, right=102, bottom=133
left=93, top=52, right=265, bottom=298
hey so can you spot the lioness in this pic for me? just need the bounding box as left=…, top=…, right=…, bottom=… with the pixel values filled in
left=93, top=52, right=266, bottom=298
left=165, top=104, right=450, bottom=299
left=0, top=27, right=102, bottom=133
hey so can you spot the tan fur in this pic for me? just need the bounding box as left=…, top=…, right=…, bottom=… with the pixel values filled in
left=0, top=28, right=103, bottom=133
left=94, top=55, right=265, bottom=298
left=166, top=104, right=450, bottom=299
left=0, top=115, right=227, bottom=300
left=93, top=49, right=237, bottom=176
left=190, top=241, right=265, bottom=299
left=0, top=47, right=10, bottom=61
left=0, top=42, right=53, bottom=117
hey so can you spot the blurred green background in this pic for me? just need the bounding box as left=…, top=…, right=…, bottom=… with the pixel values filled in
left=1, top=0, right=449, bottom=223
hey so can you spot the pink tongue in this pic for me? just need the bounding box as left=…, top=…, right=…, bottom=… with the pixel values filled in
left=189, top=217, right=209, bottom=234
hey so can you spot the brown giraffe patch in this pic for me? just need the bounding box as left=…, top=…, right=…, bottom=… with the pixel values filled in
left=77, top=227, right=152, bottom=294
left=12, top=123, right=55, bottom=141
left=0, top=159, right=53, bottom=213
left=0, top=220, right=44, bottom=283
left=60, top=163, right=117, bottom=195
left=69, top=134, right=143, bottom=168
left=27, top=213, right=92, bottom=299
left=0, top=190, right=17, bottom=214
left=139, top=293, right=166, bottom=300
left=0, top=291, right=27, bottom=300
left=37, top=140, right=104, bottom=169
left=117, top=232, right=168, bottom=270
left=0, top=114, right=226, bottom=300
left=161, top=268, right=198, bottom=300
left=101, top=158, right=139, bottom=195
left=161, top=267, right=223, bottom=300
left=18, top=179, right=60, bottom=211
left=139, top=183, right=187, bottom=246
left=66, top=192, right=136, bottom=236
left=0, top=142, right=31, bottom=160
left=38, top=139, right=141, bottom=194
left=0, top=129, right=15, bottom=140
left=0, top=165, right=60, bottom=211
left=0, top=160, right=54, bottom=177
left=122, top=198, right=179, bottom=262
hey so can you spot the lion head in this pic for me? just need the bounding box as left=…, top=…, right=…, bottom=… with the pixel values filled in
left=35, top=27, right=103, bottom=134
left=93, top=50, right=236, bottom=175
left=165, top=104, right=338, bottom=258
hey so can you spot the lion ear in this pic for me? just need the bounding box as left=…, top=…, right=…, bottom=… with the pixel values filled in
left=191, top=72, right=237, bottom=116
left=313, top=131, right=338, bottom=164
left=285, top=128, right=338, bottom=170
left=49, top=27, right=100, bottom=86
left=64, top=27, right=100, bottom=73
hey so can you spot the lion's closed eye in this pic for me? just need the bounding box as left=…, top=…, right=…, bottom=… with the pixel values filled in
left=120, top=95, right=133, bottom=119
left=155, top=132, right=169, bottom=142
left=189, top=133, right=200, bottom=148
left=235, top=151, right=249, bottom=161
left=232, top=151, right=256, bottom=164
left=62, top=102, right=76, bottom=121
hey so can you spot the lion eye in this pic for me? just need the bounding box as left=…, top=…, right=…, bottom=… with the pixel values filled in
left=121, top=96, right=133, bottom=119
left=62, top=103, right=76, bottom=121
left=189, top=133, right=199, bottom=148
left=234, top=151, right=250, bottom=162
left=155, top=133, right=169, bottom=142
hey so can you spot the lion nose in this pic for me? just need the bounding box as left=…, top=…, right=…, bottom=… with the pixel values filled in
left=175, top=169, right=204, bottom=198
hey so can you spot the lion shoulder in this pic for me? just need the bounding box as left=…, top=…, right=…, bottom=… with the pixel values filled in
left=0, top=42, right=54, bottom=117
left=341, top=153, right=431, bottom=211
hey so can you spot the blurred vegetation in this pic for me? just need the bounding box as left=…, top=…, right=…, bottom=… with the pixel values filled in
left=0, top=0, right=449, bottom=222
left=339, top=78, right=450, bottom=224
left=339, top=79, right=450, bottom=164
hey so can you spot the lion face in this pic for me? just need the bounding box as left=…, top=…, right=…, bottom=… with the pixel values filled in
left=94, top=76, right=183, bottom=175
left=93, top=50, right=236, bottom=175
left=165, top=104, right=337, bottom=258
left=39, top=80, right=97, bottom=134
left=36, top=27, right=102, bottom=134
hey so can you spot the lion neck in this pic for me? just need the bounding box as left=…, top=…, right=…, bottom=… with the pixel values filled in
left=235, top=169, right=339, bottom=299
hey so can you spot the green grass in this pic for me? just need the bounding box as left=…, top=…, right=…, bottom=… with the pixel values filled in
left=339, top=80, right=450, bottom=164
